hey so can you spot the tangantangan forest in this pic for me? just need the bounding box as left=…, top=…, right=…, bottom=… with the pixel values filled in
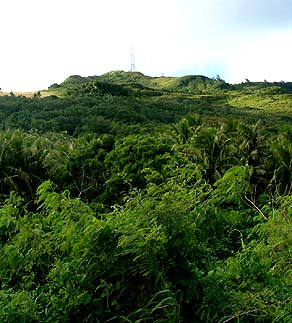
left=0, top=71, right=292, bottom=322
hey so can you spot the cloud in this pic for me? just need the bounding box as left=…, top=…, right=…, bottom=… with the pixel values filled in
left=178, top=0, right=292, bottom=31
left=232, top=0, right=292, bottom=29
left=226, top=30, right=292, bottom=83
left=0, top=0, right=292, bottom=90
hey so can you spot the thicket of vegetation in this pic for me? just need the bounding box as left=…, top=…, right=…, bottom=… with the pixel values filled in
left=0, top=71, right=292, bottom=322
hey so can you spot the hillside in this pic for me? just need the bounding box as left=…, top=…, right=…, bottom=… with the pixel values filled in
left=50, top=70, right=292, bottom=95
left=49, top=70, right=292, bottom=115
left=53, top=70, right=229, bottom=94
left=0, top=71, right=292, bottom=322
left=0, top=71, right=290, bottom=137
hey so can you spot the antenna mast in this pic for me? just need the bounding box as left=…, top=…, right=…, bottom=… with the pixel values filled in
left=130, top=47, right=135, bottom=72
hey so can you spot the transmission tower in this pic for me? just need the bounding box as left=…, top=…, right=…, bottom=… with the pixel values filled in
left=130, top=47, right=135, bottom=72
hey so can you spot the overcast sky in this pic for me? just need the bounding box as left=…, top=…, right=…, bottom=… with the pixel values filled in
left=1, top=0, right=292, bottom=91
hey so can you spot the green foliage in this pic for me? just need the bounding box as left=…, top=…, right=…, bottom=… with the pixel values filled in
left=102, top=134, right=172, bottom=204
left=211, top=166, right=253, bottom=207
left=0, top=176, right=206, bottom=321
left=271, top=135, right=292, bottom=195
left=0, top=130, right=50, bottom=200
left=201, top=195, right=292, bottom=322
left=1, top=71, right=292, bottom=322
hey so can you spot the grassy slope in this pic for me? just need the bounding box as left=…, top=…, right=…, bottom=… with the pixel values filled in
left=227, top=91, right=292, bottom=113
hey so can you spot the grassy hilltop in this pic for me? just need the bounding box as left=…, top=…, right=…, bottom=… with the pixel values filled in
left=52, top=70, right=292, bottom=115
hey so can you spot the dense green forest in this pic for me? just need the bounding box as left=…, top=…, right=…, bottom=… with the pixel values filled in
left=0, top=71, right=292, bottom=322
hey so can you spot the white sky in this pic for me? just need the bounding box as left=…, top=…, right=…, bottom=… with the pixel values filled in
left=0, top=0, right=292, bottom=91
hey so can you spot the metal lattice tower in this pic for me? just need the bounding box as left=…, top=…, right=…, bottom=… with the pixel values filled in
left=130, top=47, right=135, bottom=72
